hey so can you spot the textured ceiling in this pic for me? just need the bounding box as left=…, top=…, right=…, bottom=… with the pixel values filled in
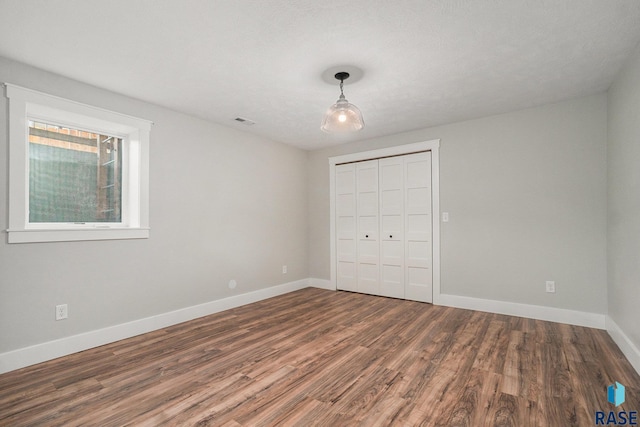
left=1, top=0, right=639, bottom=150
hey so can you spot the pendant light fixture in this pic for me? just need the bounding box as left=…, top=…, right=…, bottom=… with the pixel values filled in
left=321, top=72, right=364, bottom=133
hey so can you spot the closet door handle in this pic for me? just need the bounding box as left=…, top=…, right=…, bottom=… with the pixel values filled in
left=365, top=234, right=369, bottom=238
left=389, top=235, right=393, bottom=238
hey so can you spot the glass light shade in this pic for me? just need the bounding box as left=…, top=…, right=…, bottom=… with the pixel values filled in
left=321, top=95, right=364, bottom=133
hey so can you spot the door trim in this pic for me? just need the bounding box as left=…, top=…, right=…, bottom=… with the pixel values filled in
left=329, top=140, right=441, bottom=304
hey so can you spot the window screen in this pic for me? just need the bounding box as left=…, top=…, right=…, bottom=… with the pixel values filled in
left=28, top=120, right=123, bottom=223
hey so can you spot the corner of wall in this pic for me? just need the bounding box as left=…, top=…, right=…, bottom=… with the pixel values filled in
left=606, top=316, right=640, bottom=375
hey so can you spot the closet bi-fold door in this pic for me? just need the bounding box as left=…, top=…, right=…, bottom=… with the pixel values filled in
left=335, top=152, right=433, bottom=302
left=335, top=163, right=357, bottom=292
left=379, top=157, right=405, bottom=299
left=356, top=160, right=380, bottom=295
left=404, top=152, right=433, bottom=303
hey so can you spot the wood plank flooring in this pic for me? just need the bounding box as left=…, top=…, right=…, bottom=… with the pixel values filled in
left=1, top=288, right=638, bottom=426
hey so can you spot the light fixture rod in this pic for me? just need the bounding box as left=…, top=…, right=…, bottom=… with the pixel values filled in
left=335, top=71, right=349, bottom=99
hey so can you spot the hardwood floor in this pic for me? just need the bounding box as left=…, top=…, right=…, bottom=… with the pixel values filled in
left=1, top=288, right=638, bottom=426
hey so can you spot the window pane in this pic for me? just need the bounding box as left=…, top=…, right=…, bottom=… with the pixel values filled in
left=29, top=120, right=122, bottom=223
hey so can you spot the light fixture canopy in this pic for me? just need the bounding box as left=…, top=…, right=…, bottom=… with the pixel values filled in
left=321, top=72, right=364, bottom=133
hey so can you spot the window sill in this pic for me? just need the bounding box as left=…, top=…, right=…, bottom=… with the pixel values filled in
left=6, top=228, right=150, bottom=244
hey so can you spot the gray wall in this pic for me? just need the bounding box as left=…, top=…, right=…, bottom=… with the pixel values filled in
left=607, top=43, right=640, bottom=350
left=0, top=57, right=309, bottom=353
left=309, top=94, right=608, bottom=314
left=0, top=54, right=616, bottom=358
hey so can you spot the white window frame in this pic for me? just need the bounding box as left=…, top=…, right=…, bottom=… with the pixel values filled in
left=5, top=83, right=151, bottom=243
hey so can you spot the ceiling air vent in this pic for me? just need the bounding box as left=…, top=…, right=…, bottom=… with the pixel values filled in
left=233, top=117, right=255, bottom=126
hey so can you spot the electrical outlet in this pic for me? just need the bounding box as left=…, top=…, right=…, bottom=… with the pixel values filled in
left=56, top=304, right=68, bottom=320
left=545, top=281, right=556, bottom=293
left=282, top=265, right=287, bottom=274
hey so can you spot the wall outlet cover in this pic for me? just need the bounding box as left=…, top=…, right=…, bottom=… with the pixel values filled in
left=545, top=281, right=556, bottom=293
left=55, top=304, right=68, bottom=320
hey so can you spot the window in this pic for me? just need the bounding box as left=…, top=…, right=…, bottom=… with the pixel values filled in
left=6, top=84, right=151, bottom=243
left=29, top=120, right=123, bottom=224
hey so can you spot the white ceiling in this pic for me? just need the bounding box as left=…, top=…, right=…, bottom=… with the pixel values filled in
left=1, top=0, right=639, bottom=150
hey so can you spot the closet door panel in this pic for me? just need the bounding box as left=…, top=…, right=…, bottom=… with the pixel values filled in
left=407, top=266, right=431, bottom=300
left=404, top=152, right=433, bottom=303
left=358, top=263, right=379, bottom=295
left=356, top=160, right=380, bottom=295
left=335, top=164, right=357, bottom=292
left=379, top=157, right=404, bottom=298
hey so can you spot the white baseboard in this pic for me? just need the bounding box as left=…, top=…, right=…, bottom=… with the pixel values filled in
left=438, top=293, right=606, bottom=329
left=0, top=279, right=309, bottom=374
left=2, top=281, right=628, bottom=375
left=606, top=316, right=640, bottom=375
left=308, top=277, right=334, bottom=290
